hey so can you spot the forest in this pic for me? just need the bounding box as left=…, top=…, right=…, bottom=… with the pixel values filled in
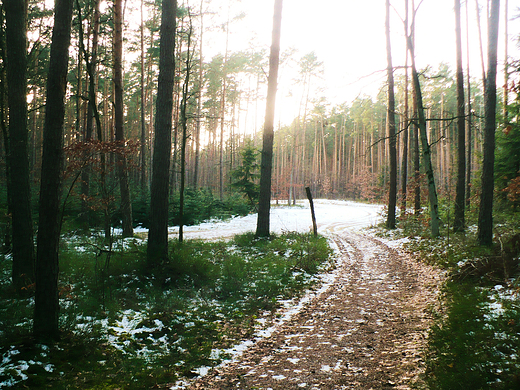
left=1, top=0, right=520, bottom=388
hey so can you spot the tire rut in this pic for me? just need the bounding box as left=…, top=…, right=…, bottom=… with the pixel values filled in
left=186, top=231, right=441, bottom=390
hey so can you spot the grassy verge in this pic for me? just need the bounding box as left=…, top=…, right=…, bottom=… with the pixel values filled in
left=376, top=208, right=520, bottom=389
left=0, top=231, right=332, bottom=389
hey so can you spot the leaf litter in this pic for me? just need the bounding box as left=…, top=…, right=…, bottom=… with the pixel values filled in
left=1, top=200, right=446, bottom=389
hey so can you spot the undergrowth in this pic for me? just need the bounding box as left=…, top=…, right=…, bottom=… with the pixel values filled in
left=0, top=231, right=332, bottom=389
left=378, top=207, right=520, bottom=389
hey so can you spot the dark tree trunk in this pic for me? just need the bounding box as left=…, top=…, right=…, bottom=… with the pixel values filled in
left=400, top=0, right=409, bottom=214
left=140, top=0, right=147, bottom=194
left=34, top=0, right=74, bottom=341
left=453, top=0, right=466, bottom=232
left=179, top=16, right=194, bottom=244
left=410, top=1, right=421, bottom=215
left=80, top=0, right=101, bottom=227
left=408, top=30, right=440, bottom=237
left=147, top=0, right=177, bottom=265
left=4, top=0, right=35, bottom=292
left=385, top=0, right=397, bottom=229
left=465, top=0, right=473, bottom=208
left=256, top=0, right=283, bottom=238
left=0, top=11, right=10, bottom=252
left=193, top=0, right=204, bottom=190
left=113, top=0, right=133, bottom=237
left=478, top=0, right=500, bottom=246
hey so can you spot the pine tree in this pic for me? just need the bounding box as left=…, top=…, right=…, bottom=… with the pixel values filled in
left=453, top=0, right=466, bottom=232
left=232, top=143, right=260, bottom=209
left=147, top=0, right=177, bottom=265
left=385, top=0, right=397, bottom=229
left=4, top=0, right=35, bottom=292
left=256, top=0, right=283, bottom=238
left=113, top=0, right=133, bottom=237
left=34, top=0, right=74, bottom=341
left=478, top=0, right=500, bottom=246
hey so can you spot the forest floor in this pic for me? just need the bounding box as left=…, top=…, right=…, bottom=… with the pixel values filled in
left=169, top=226, right=442, bottom=389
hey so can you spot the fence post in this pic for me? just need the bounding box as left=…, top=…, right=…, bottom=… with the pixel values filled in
left=305, top=186, right=318, bottom=237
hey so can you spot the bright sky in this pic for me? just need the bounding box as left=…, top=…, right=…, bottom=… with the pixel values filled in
left=199, top=0, right=519, bottom=125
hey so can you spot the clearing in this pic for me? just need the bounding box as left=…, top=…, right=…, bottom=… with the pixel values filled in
left=167, top=201, right=442, bottom=389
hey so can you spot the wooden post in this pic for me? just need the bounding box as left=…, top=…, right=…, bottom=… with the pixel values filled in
left=305, top=186, right=318, bottom=237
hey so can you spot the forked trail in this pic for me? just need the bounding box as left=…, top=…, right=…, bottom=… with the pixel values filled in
left=186, top=230, right=441, bottom=390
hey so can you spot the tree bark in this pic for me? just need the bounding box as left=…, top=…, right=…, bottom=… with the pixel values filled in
left=503, top=0, right=508, bottom=122
left=408, top=29, right=440, bottom=237
left=193, top=0, right=204, bottom=190
left=140, top=0, right=147, bottom=194
left=410, top=0, right=421, bottom=215
left=147, top=0, right=177, bottom=265
left=4, top=0, right=35, bottom=292
left=465, top=0, right=473, bottom=208
left=400, top=0, right=409, bottom=215
left=453, top=0, right=466, bottom=232
left=219, top=12, right=230, bottom=201
left=34, top=0, right=74, bottom=341
left=475, top=0, right=487, bottom=85
left=256, top=0, right=283, bottom=238
left=478, top=0, right=500, bottom=246
left=80, top=0, right=101, bottom=227
left=179, top=15, right=194, bottom=243
left=113, top=0, right=133, bottom=237
left=385, top=0, right=397, bottom=229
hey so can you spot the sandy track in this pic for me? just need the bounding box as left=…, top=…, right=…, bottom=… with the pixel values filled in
left=186, top=231, right=440, bottom=390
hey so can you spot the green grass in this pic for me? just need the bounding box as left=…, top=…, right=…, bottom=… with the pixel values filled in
left=424, top=282, right=520, bottom=390
left=377, top=206, right=520, bottom=389
left=0, top=231, right=333, bottom=389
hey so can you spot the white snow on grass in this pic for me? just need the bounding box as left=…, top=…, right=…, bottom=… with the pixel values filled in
left=165, top=201, right=384, bottom=389
left=165, top=200, right=384, bottom=241
left=0, top=200, right=382, bottom=389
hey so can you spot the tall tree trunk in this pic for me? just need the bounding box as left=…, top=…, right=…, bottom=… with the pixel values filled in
left=503, top=0, right=508, bottom=122
left=178, top=15, right=193, bottom=243
left=410, top=0, right=421, bottom=215
left=4, top=0, right=35, bottom=292
left=219, top=7, right=230, bottom=200
left=465, top=0, right=473, bottom=208
left=113, top=0, right=133, bottom=237
left=453, top=0, right=466, bottom=232
left=140, top=0, right=147, bottom=194
left=147, top=0, right=177, bottom=265
left=385, top=0, right=397, bottom=229
left=256, top=0, right=283, bottom=238
left=34, top=0, right=74, bottom=341
left=0, top=18, right=10, bottom=252
left=478, top=0, right=500, bottom=246
left=193, top=0, right=204, bottom=190
left=400, top=0, right=409, bottom=214
left=408, top=28, right=440, bottom=237
left=80, top=0, right=100, bottom=227
left=475, top=0, right=487, bottom=84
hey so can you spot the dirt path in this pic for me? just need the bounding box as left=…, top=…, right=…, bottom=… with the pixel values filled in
left=186, top=231, right=441, bottom=390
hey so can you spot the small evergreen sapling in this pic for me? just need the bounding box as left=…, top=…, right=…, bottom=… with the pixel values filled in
left=231, top=144, right=260, bottom=211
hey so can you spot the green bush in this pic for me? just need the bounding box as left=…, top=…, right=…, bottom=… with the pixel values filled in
left=169, top=189, right=253, bottom=227
left=0, top=230, right=333, bottom=389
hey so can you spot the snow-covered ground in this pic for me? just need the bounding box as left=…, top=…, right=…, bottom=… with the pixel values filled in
left=0, top=200, right=384, bottom=389
left=157, top=200, right=384, bottom=240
